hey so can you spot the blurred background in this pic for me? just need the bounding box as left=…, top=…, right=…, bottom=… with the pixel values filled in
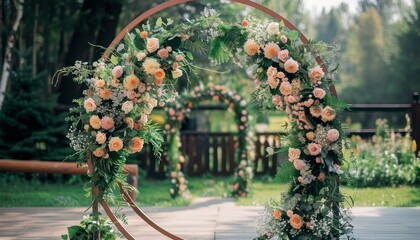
left=1, top=0, right=419, bottom=161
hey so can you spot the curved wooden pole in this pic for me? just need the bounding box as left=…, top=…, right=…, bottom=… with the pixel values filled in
left=118, top=183, right=184, bottom=240
left=100, top=199, right=135, bottom=240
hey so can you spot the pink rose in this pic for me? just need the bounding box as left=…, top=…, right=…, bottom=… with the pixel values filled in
left=277, top=71, right=285, bottom=79
left=242, top=19, right=249, bottom=27
left=157, top=48, right=169, bottom=59
left=122, top=101, right=134, bottom=114
left=146, top=37, right=159, bottom=53
left=95, top=132, right=107, bottom=144
left=101, top=116, right=115, bottom=130
left=327, top=129, right=340, bottom=142
left=136, top=52, right=146, bottom=61
left=267, top=77, right=279, bottom=89
left=83, top=98, right=96, bottom=112
left=112, top=66, right=124, bottom=78
left=308, top=66, right=325, bottom=83
left=288, top=148, right=301, bottom=161
left=244, top=39, right=259, bottom=56
left=166, top=46, right=172, bottom=52
left=293, top=159, right=306, bottom=170
left=279, top=82, right=292, bottom=96
left=280, top=35, right=287, bottom=43
left=304, top=99, right=314, bottom=107
left=139, top=114, right=148, bottom=125
left=287, top=95, right=297, bottom=103
left=176, top=55, right=183, bottom=61
left=287, top=210, right=293, bottom=218
left=278, top=49, right=289, bottom=62
left=284, top=58, right=299, bottom=74
left=307, top=143, right=322, bottom=156
left=266, top=66, right=278, bottom=78
left=272, top=95, right=282, bottom=105
left=172, top=62, right=179, bottom=69
left=313, top=88, right=326, bottom=99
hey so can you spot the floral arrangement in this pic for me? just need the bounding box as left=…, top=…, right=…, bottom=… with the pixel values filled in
left=61, top=213, right=120, bottom=240
left=232, top=159, right=254, bottom=197
left=163, top=82, right=255, bottom=197
left=57, top=7, right=353, bottom=239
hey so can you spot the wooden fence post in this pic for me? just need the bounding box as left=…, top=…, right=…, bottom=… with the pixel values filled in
left=412, top=92, right=420, bottom=156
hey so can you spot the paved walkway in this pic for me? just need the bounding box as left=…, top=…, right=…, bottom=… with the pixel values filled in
left=1, top=197, right=420, bottom=239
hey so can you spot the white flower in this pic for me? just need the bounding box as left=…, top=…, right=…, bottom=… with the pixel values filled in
left=266, top=22, right=279, bottom=35
left=172, top=69, right=183, bottom=78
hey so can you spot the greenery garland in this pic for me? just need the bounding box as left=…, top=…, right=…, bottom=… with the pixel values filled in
left=58, top=8, right=354, bottom=239
left=163, top=82, right=255, bottom=197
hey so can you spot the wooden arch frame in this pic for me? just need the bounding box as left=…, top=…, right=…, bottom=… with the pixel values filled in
left=91, top=0, right=338, bottom=239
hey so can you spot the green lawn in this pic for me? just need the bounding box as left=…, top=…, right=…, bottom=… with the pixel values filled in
left=1, top=176, right=419, bottom=207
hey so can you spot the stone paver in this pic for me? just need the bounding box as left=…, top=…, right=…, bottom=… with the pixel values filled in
left=0, top=198, right=419, bottom=239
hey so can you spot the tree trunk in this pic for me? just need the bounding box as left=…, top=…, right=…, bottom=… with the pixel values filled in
left=0, top=0, right=24, bottom=110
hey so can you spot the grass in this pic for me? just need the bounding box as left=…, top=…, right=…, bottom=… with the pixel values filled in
left=1, top=175, right=420, bottom=207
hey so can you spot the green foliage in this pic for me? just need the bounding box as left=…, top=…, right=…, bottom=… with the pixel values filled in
left=61, top=213, right=119, bottom=240
left=0, top=69, right=71, bottom=160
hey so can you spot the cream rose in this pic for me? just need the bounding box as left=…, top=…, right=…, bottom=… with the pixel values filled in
left=112, top=66, right=124, bottom=78
left=136, top=51, right=146, bottom=61
left=84, top=98, right=96, bottom=112
left=307, top=143, right=322, bottom=156
left=244, top=39, right=259, bottom=56
left=279, top=82, right=292, bottom=96
left=313, top=88, right=326, bottom=99
left=100, top=116, right=114, bottom=130
left=95, top=132, right=107, bottom=144
left=122, top=101, right=134, bottom=114
left=266, top=66, right=278, bottom=78
left=288, top=148, right=301, bottom=161
left=284, top=58, right=299, bottom=73
left=129, top=137, right=144, bottom=153
left=327, top=129, right=340, bottom=142
left=308, top=65, right=325, bottom=83
left=290, top=214, right=303, bottom=230
left=278, top=49, right=289, bottom=62
left=89, top=115, right=101, bottom=129
left=266, top=22, right=279, bottom=35
left=263, top=42, right=280, bottom=59
left=172, top=68, right=183, bottom=78
left=146, top=37, right=159, bottom=53
left=108, top=137, right=123, bottom=152
left=321, top=106, right=336, bottom=122
left=123, top=74, right=140, bottom=90
left=143, top=58, right=160, bottom=75
left=139, top=114, right=148, bottom=125
left=125, top=117, right=134, bottom=129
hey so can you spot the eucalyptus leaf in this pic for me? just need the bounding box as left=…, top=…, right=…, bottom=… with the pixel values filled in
left=110, top=55, right=118, bottom=65
left=116, top=44, right=124, bottom=52
left=156, top=17, right=163, bottom=28
left=287, top=30, right=299, bottom=40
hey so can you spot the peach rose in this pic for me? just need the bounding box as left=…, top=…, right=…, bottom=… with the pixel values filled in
left=123, top=74, right=140, bottom=90
left=272, top=95, right=282, bottom=105
left=179, top=184, right=186, bottom=191
left=149, top=99, right=157, bottom=107
left=321, top=106, right=336, bottom=122
left=242, top=19, right=249, bottom=27
left=157, top=48, right=169, bottom=59
left=290, top=214, right=303, bottom=230
left=279, top=82, right=292, bottom=96
left=146, top=37, right=159, bottom=53
left=111, top=78, right=120, bottom=87
left=108, top=137, right=123, bottom=152
left=93, top=147, right=105, bottom=157
left=263, top=42, right=280, bottom=59
left=293, top=159, right=306, bottom=170
left=308, top=66, right=325, bottom=83
left=267, top=77, right=279, bottom=89
left=307, top=143, right=322, bottom=156
left=327, top=129, right=340, bottom=142
left=101, top=116, right=114, bottom=130
left=277, top=71, right=285, bottom=79
left=154, top=68, right=165, bottom=80
left=272, top=209, right=282, bottom=219
left=96, top=132, right=107, bottom=144
left=244, top=39, right=259, bottom=56
left=143, top=58, right=160, bottom=75
left=89, top=115, right=101, bottom=129
left=100, top=88, right=112, bottom=100
left=309, top=105, right=323, bottom=118
left=112, top=66, right=124, bottom=78
left=313, top=88, right=326, bottom=99
left=306, top=132, right=315, bottom=141
left=284, top=58, right=299, bottom=73
left=136, top=51, right=146, bottom=61
left=84, top=98, right=96, bottom=112
left=278, top=49, right=289, bottom=62
left=280, top=35, right=288, bottom=43
left=266, top=22, right=279, bottom=35
left=266, top=66, right=278, bottom=78
left=140, top=31, right=148, bottom=39
left=172, top=68, right=183, bottom=78
left=122, top=101, right=133, bottom=114
left=288, top=148, right=301, bottom=161
left=129, top=137, right=144, bottom=153
left=125, top=117, right=134, bottom=129
left=95, top=79, right=105, bottom=88
left=176, top=55, right=183, bottom=61
left=170, top=171, right=177, bottom=178
left=179, top=177, right=185, bottom=184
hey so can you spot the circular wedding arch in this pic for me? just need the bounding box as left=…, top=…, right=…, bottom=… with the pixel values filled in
left=79, top=0, right=351, bottom=239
